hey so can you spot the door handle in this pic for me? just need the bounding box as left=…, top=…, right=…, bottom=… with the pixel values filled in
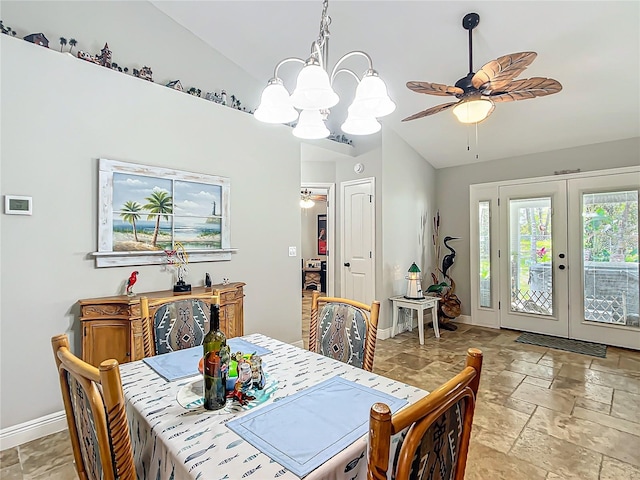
left=344, top=262, right=351, bottom=267
left=558, top=265, right=566, bottom=270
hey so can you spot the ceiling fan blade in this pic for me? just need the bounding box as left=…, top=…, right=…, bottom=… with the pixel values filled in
left=472, top=52, right=537, bottom=92
left=401, top=102, right=458, bottom=122
left=488, top=77, right=563, bottom=102
left=406, top=81, right=463, bottom=97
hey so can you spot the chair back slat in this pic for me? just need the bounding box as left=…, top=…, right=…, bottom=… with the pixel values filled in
left=368, top=348, right=483, bottom=480
left=52, top=334, right=136, bottom=480
left=309, top=291, right=380, bottom=371
left=140, top=294, right=218, bottom=356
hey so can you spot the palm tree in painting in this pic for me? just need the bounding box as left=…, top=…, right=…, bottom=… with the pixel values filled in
left=120, top=201, right=142, bottom=242
left=68, top=38, right=77, bottom=53
left=143, top=190, right=173, bottom=247
left=59, top=37, right=67, bottom=52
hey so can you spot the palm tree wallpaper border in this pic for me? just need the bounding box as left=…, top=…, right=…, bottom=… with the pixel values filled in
left=94, top=158, right=233, bottom=268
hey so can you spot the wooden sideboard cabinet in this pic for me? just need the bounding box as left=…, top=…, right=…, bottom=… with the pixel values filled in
left=79, top=282, right=245, bottom=367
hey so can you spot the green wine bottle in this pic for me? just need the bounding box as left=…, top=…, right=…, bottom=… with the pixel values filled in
left=203, top=296, right=229, bottom=410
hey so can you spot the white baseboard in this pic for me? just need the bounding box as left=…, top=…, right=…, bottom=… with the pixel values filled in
left=378, top=314, right=474, bottom=339
left=0, top=411, right=68, bottom=450
left=377, top=326, right=392, bottom=339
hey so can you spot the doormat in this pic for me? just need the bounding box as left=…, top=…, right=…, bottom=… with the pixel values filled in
left=515, top=332, right=607, bottom=358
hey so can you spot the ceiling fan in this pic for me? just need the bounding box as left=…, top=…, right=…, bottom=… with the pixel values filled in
left=403, top=12, right=562, bottom=124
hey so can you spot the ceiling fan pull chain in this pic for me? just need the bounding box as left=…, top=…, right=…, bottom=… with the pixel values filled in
left=475, top=123, right=480, bottom=160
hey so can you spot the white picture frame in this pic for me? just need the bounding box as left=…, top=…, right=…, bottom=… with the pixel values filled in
left=91, top=158, right=236, bottom=267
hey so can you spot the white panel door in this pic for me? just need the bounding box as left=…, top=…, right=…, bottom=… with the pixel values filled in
left=499, top=181, right=569, bottom=337
left=341, top=179, right=375, bottom=305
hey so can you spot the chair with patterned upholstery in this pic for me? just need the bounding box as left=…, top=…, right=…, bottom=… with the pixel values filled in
left=367, top=348, right=483, bottom=480
left=140, top=293, right=218, bottom=357
left=310, top=290, right=380, bottom=371
left=51, top=334, right=136, bottom=480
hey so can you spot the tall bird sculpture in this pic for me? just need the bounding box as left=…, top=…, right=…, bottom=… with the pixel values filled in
left=441, top=236, right=460, bottom=280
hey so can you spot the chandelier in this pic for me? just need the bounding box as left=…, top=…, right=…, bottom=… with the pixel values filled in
left=300, top=189, right=315, bottom=209
left=254, top=0, right=396, bottom=140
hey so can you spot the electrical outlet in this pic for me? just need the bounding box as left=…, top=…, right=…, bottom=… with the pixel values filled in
left=288, top=246, right=297, bottom=257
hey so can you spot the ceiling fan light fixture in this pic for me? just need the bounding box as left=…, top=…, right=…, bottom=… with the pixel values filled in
left=290, top=60, right=339, bottom=110
left=254, top=78, right=300, bottom=124
left=452, top=98, right=494, bottom=124
left=403, top=12, right=561, bottom=124
left=300, top=189, right=315, bottom=209
left=293, top=109, right=331, bottom=139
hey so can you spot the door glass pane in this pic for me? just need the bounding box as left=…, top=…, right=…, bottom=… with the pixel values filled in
left=510, top=197, right=553, bottom=316
left=583, top=190, right=639, bottom=328
left=479, top=201, right=492, bottom=308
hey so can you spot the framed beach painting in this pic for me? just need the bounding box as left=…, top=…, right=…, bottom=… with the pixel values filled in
left=93, top=159, right=235, bottom=267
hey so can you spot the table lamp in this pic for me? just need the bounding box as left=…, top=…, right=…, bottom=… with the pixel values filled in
left=405, top=263, right=424, bottom=300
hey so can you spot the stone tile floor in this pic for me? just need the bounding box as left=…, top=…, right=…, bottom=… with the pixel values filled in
left=2, top=292, right=639, bottom=479
left=375, top=324, right=640, bottom=480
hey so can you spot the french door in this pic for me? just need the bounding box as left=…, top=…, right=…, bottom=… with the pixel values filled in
left=499, top=181, right=569, bottom=336
left=496, top=171, right=639, bottom=349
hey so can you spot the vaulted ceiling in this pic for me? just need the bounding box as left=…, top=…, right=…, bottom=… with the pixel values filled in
left=153, top=1, right=639, bottom=168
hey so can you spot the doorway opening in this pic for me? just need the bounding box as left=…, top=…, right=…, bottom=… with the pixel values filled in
left=301, top=183, right=335, bottom=348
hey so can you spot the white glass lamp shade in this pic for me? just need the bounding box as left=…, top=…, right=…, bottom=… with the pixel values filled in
left=292, top=109, right=330, bottom=139
left=290, top=64, right=339, bottom=110
left=350, top=73, right=396, bottom=118
left=341, top=107, right=381, bottom=135
left=452, top=98, right=495, bottom=124
left=254, top=81, right=299, bottom=124
left=300, top=197, right=315, bottom=208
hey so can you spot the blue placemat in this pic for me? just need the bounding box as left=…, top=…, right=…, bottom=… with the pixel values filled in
left=142, top=338, right=272, bottom=382
left=227, top=337, right=272, bottom=357
left=226, top=376, right=408, bottom=478
left=143, top=347, right=201, bottom=381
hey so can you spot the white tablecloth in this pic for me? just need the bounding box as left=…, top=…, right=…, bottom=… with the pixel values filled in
left=120, top=334, right=428, bottom=480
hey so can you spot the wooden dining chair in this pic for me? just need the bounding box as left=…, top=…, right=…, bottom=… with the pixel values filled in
left=367, top=348, right=483, bottom=480
left=310, top=290, right=380, bottom=371
left=140, top=293, right=219, bottom=357
left=51, top=334, right=136, bottom=480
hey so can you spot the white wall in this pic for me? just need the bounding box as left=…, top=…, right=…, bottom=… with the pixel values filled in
left=0, top=0, right=262, bottom=111
left=0, top=35, right=302, bottom=430
left=437, top=137, right=640, bottom=316
left=300, top=131, right=438, bottom=332
left=380, top=128, right=437, bottom=329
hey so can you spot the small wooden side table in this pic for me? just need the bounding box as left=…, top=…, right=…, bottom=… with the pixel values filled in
left=389, top=295, right=440, bottom=345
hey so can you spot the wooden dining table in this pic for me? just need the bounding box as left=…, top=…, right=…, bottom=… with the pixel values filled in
left=119, top=334, right=428, bottom=480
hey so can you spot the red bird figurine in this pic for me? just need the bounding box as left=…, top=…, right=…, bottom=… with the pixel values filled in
left=126, top=271, right=139, bottom=296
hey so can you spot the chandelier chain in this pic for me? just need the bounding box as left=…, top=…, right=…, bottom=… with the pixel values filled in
left=316, top=0, right=331, bottom=56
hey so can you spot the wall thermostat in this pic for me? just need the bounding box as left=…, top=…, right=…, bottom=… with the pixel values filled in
left=354, top=163, right=365, bottom=174
left=4, top=195, right=32, bottom=215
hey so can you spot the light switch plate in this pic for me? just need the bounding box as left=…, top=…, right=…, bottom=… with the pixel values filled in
left=288, top=246, right=297, bottom=257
